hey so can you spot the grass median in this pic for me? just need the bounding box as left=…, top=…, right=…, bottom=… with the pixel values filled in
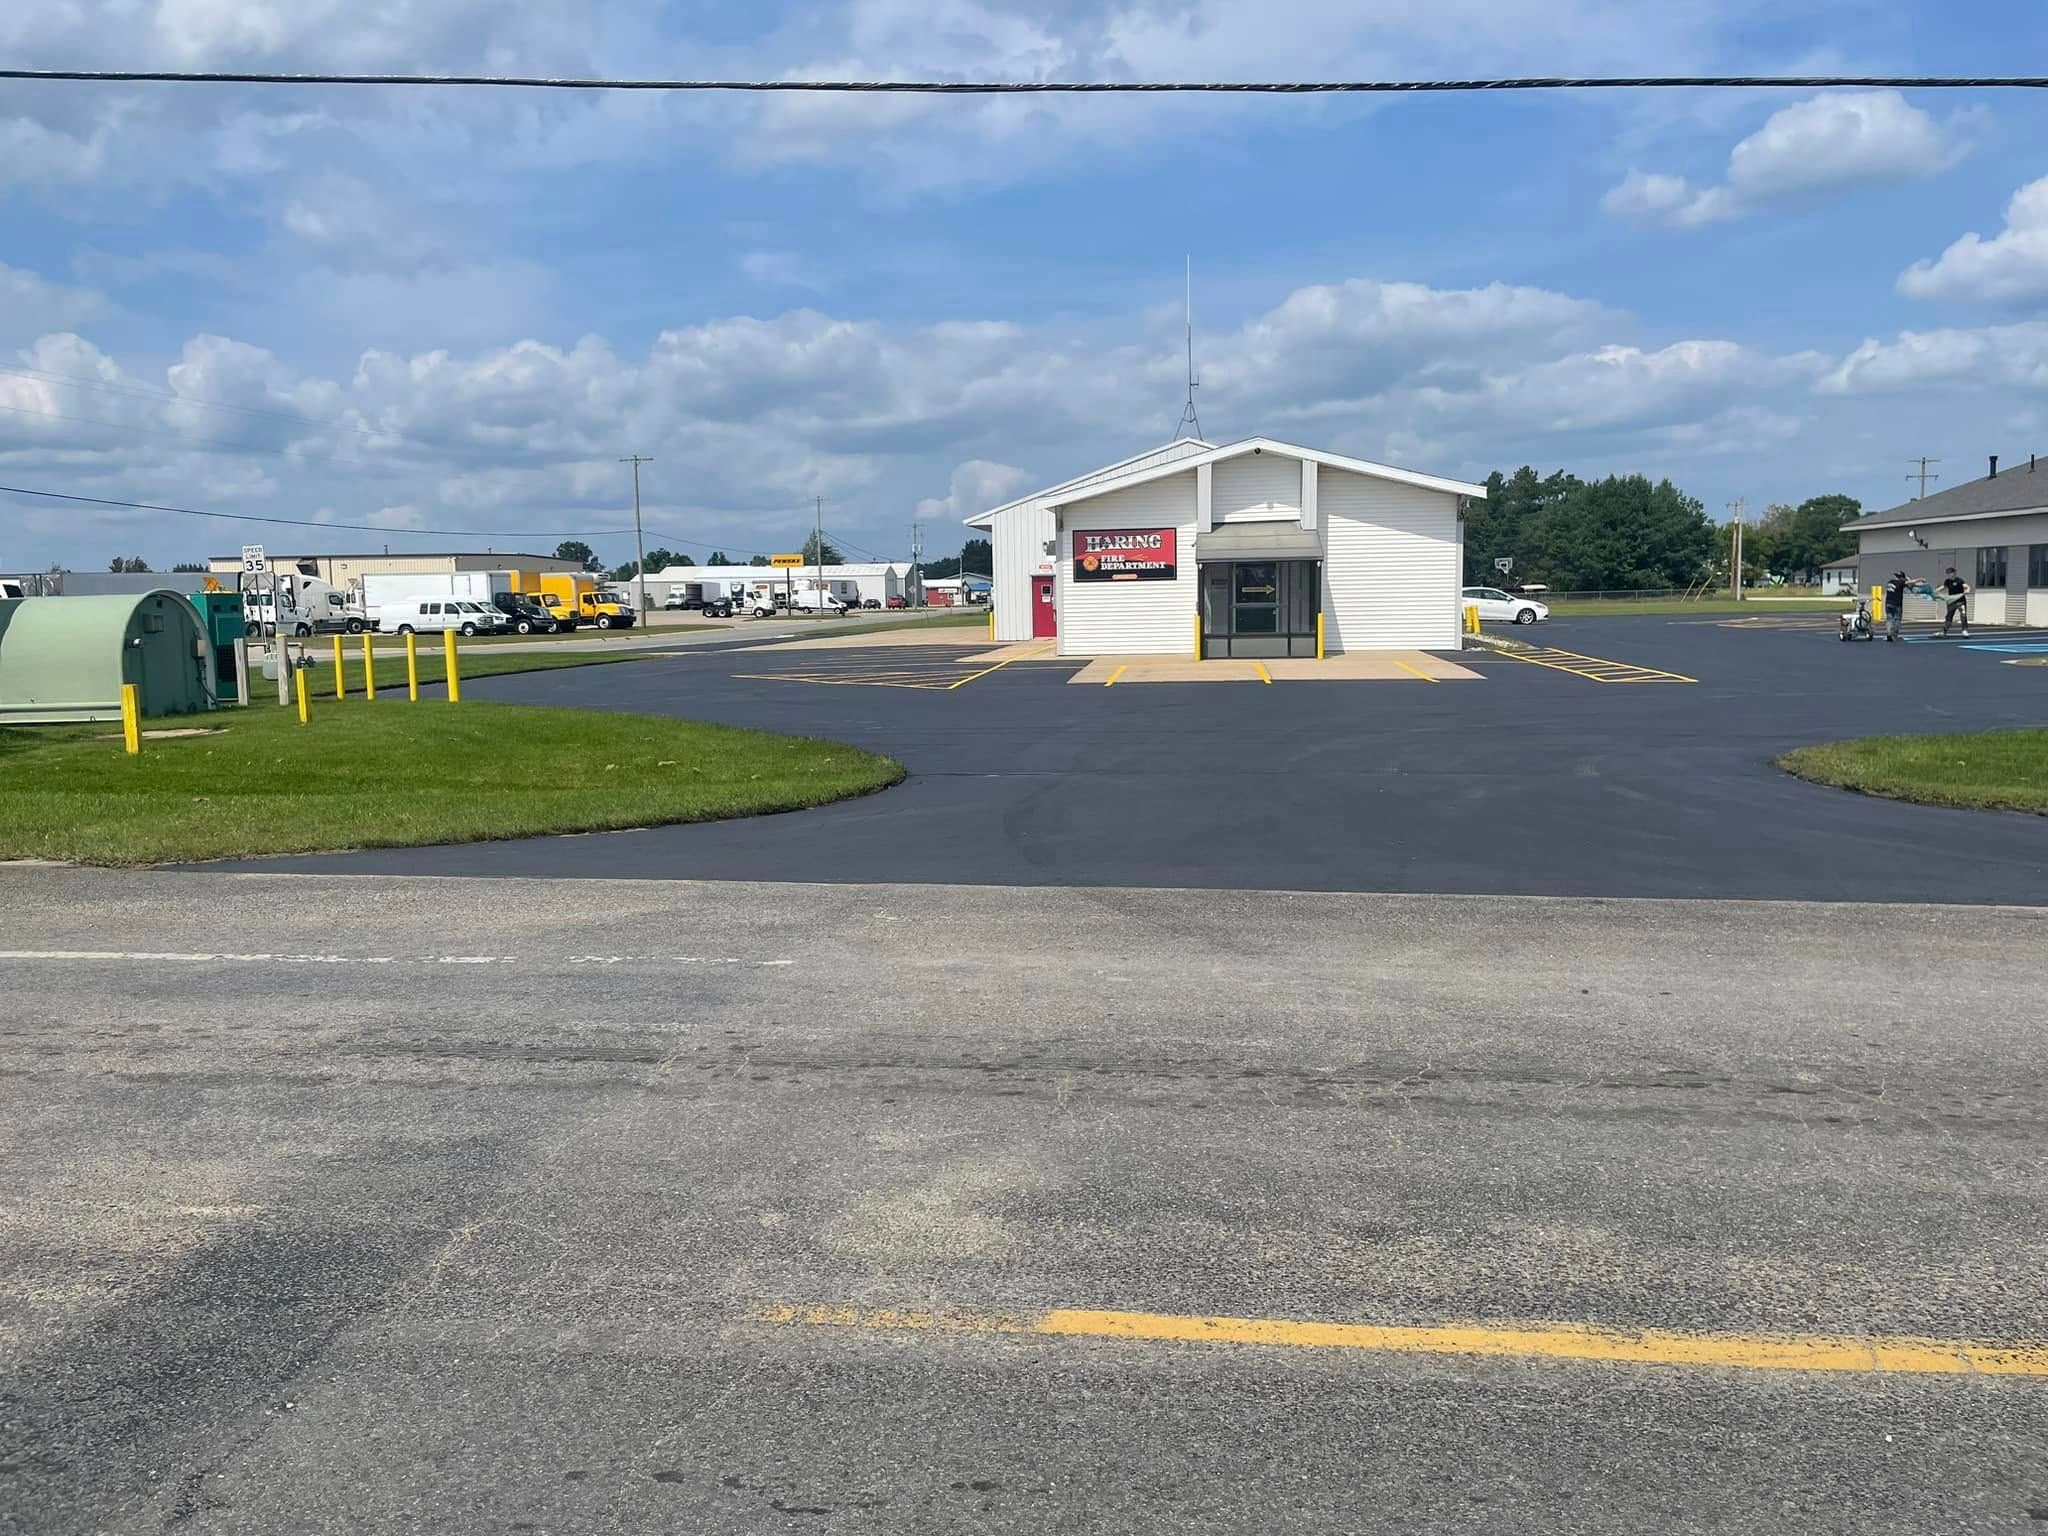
left=0, top=699, right=904, bottom=865
left=1778, top=729, right=2048, bottom=816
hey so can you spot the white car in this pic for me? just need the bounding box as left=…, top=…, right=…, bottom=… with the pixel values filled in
left=1461, top=586, right=1549, bottom=626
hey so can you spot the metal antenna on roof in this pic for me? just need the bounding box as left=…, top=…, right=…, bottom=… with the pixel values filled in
left=1176, top=255, right=1203, bottom=441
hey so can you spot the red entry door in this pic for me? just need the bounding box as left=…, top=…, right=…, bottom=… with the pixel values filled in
left=1031, top=576, right=1057, bottom=637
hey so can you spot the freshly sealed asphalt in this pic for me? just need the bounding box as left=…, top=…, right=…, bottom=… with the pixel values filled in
left=224, top=614, right=2048, bottom=903
left=6, top=871, right=2047, bottom=1535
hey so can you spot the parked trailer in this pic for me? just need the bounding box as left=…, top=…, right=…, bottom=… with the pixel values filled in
left=241, top=573, right=368, bottom=636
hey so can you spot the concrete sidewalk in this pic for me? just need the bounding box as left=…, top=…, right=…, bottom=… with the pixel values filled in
left=1069, top=650, right=1480, bottom=683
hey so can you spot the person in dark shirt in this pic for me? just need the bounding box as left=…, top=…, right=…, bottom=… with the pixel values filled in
left=1939, top=566, right=1971, bottom=637
left=1882, top=570, right=1918, bottom=641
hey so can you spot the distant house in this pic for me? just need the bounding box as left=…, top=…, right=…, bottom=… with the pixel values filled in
left=1819, top=557, right=1859, bottom=597
left=1843, top=452, right=2047, bottom=627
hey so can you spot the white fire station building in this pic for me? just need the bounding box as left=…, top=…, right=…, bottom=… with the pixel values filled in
left=966, top=437, right=1483, bottom=658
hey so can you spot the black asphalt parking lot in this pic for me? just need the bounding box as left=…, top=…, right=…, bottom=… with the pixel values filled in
left=229, top=615, right=2048, bottom=903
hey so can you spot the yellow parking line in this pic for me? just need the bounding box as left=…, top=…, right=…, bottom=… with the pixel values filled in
left=1254, top=662, right=1273, bottom=685
left=945, top=651, right=1035, bottom=690
left=1104, top=664, right=1128, bottom=687
left=752, top=1300, right=2048, bottom=1378
left=1391, top=658, right=1440, bottom=684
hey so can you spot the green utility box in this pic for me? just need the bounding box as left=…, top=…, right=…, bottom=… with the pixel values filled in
left=0, top=591, right=215, bottom=723
left=187, top=591, right=248, bottom=703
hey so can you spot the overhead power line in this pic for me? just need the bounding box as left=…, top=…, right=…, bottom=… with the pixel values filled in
left=0, top=482, right=638, bottom=541
left=1, top=69, right=2044, bottom=94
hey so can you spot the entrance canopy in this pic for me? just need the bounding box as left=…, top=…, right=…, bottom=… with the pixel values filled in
left=1195, top=525, right=1323, bottom=562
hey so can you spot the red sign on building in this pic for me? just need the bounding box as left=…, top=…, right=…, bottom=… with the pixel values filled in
left=1072, top=528, right=1177, bottom=582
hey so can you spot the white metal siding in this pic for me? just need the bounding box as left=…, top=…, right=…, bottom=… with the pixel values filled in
left=1213, top=453, right=1303, bottom=521
left=1320, top=468, right=1461, bottom=651
left=1057, top=473, right=1198, bottom=657
left=978, top=441, right=1210, bottom=643
left=988, top=503, right=1055, bottom=643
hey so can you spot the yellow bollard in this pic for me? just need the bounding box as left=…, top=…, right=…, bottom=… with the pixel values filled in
left=444, top=628, right=461, bottom=702
left=295, top=664, right=310, bottom=724
left=1193, top=609, right=1202, bottom=659
left=405, top=631, right=419, bottom=701
left=1316, top=611, right=1325, bottom=660
left=360, top=630, right=376, bottom=701
left=986, top=605, right=994, bottom=640
left=120, top=682, right=141, bottom=755
left=1869, top=586, right=1884, bottom=624
left=1463, top=603, right=1481, bottom=635
left=332, top=635, right=346, bottom=698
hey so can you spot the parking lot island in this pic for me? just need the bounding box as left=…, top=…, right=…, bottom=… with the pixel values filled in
left=0, top=700, right=902, bottom=865
left=1780, top=728, right=2048, bottom=816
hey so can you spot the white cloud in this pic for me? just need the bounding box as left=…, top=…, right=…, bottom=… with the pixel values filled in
left=916, top=459, right=1033, bottom=522
left=1604, top=92, right=1966, bottom=229
left=1897, top=175, right=2048, bottom=308
left=1, top=254, right=2036, bottom=568
left=1818, top=322, right=2048, bottom=394
left=0, top=263, right=109, bottom=345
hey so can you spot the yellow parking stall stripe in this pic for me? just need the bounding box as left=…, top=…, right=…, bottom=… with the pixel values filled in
left=945, top=650, right=1038, bottom=690
left=1103, top=665, right=1128, bottom=687
left=1510, top=646, right=1697, bottom=684
left=1254, top=662, right=1273, bottom=685
left=752, top=1300, right=2048, bottom=1378
left=1391, top=657, right=1440, bottom=684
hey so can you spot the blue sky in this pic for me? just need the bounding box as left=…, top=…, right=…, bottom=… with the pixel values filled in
left=2, top=0, right=2046, bottom=572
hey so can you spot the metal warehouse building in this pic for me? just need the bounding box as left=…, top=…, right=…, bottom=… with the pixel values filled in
left=968, top=437, right=1482, bottom=657
left=1845, top=453, right=2048, bottom=628
left=645, top=563, right=917, bottom=607
left=206, top=551, right=582, bottom=585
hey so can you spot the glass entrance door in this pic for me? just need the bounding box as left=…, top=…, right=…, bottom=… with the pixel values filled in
left=1200, top=560, right=1319, bottom=658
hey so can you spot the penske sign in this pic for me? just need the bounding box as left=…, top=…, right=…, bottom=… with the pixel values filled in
left=1072, top=527, right=1176, bottom=582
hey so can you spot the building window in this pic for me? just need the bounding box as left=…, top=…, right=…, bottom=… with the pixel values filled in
left=2032, top=546, right=2048, bottom=589
left=1976, top=546, right=2008, bottom=590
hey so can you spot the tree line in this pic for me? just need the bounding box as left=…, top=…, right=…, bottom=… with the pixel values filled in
left=1465, top=468, right=1861, bottom=591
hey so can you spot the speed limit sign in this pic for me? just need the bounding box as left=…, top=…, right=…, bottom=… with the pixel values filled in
left=241, top=543, right=268, bottom=575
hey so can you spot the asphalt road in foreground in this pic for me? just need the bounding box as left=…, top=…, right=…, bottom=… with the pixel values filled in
left=227, top=615, right=2048, bottom=902
left=5, top=870, right=2045, bottom=1533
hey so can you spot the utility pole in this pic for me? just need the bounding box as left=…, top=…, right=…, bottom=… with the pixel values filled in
left=909, top=520, right=923, bottom=606
left=620, top=455, right=652, bottom=618
left=1907, top=457, right=1941, bottom=500
left=1727, top=497, right=1746, bottom=601
left=814, top=494, right=824, bottom=615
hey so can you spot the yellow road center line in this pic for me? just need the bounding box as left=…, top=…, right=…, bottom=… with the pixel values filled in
left=1254, top=662, right=1272, bottom=685
left=751, top=1301, right=2048, bottom=1378
left=1390, top=658, right=1440, bottom=684
left=1103, top=664, right=1127, bottom=687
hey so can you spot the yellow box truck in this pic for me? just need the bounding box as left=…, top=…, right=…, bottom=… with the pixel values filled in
left=514, top=574, right=636, bottom=630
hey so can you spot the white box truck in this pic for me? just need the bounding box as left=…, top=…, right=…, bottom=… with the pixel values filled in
left=359, top=571, right=516, bottom=630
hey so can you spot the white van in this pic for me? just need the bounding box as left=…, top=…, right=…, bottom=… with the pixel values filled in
left=378, top=598, right=508, bottom=636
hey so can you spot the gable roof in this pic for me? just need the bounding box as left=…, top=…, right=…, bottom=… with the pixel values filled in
left=964, top=438, right=1213, bottom=529
left=1038, top=437, right=1486, bottom=511
left=1847, top=453, right=2048, bottom=531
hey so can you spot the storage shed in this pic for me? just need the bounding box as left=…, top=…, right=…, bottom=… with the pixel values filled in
left=0, top=591, right=216, bottom=723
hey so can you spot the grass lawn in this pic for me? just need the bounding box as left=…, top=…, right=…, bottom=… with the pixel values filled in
left=1778, top=730, right=2048, bottom=816
left=291, top=644, right=653, bottom=698
left=0, top=699, right=903, bottom=865
left=1542, top=597, right=1851, bottom=618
